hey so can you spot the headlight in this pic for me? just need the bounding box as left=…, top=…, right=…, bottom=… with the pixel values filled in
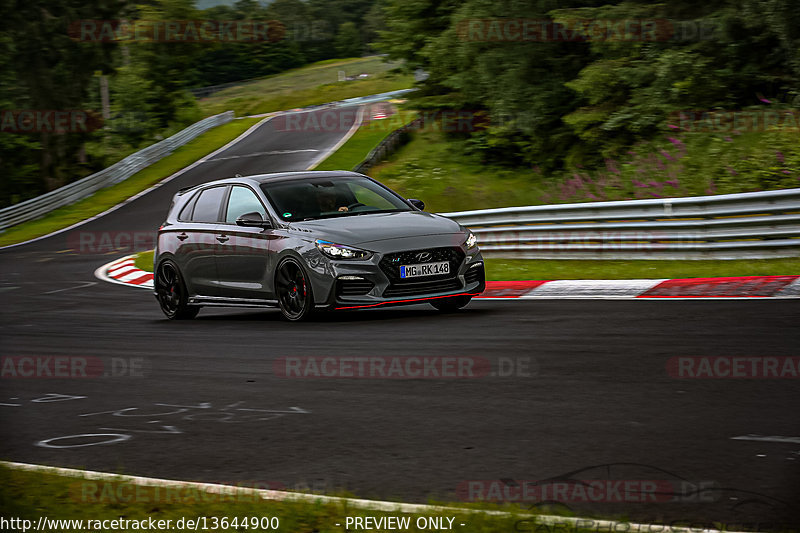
left=315, top=240, right=372, bottom=260
left=464, top=231, right=478, bottom=249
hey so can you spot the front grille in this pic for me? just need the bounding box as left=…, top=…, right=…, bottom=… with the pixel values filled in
left=379, top=247, right=465, bottom=284
left=383, top=278, right=463, bottom=298
left=336, top=278, right=375, bottom=297
left=379, top=246, right=464, bottom=298
left=465, top=263, right=484, bottom=285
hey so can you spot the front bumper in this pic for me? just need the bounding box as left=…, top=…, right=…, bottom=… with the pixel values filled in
left=313, top=246, right=486, bottom=310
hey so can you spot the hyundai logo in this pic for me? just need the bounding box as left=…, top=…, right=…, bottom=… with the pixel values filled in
left=415, top=252, right=432, bottom=262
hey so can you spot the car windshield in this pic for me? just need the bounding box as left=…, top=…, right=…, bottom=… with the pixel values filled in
left=260, top=176, right=412, bottom=222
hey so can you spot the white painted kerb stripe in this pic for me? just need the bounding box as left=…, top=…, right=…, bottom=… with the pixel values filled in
left=526, top=279, right=666, bottom=298
left=0, top=461, right=756, bottom=533
left=108, top=265, right=138, bottom=278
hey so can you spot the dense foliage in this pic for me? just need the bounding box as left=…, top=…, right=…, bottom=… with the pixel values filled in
left=0, top=0, right=384, bottom=207
left=377, top=0, right=800, bottom=177
left=3, top=0, right=799, bottom=209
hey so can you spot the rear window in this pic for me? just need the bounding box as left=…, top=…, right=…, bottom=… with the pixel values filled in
left=190, top=186, right=227, bottom=223
left=177, top=191, right=199, bottom=221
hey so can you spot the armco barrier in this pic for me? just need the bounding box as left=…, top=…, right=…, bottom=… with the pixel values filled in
left=353, top=117, right=421, bottom=174
left=442, top=188, right=800, bottom=260
left=0, top=111, right=234, bottom=230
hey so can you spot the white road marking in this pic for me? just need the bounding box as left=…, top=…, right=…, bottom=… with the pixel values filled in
left=206, top=149, right=319, bottom=162
left=732, top=435, right=800, bottom=444
left=306, top=106, right=365, bottom=170
left=43, top=281, right=97, bottom=295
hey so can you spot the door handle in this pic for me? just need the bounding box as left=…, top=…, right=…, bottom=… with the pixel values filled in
left=176, top=232, right=189, bottom=241
left=216, top=234, right=229, bottom=243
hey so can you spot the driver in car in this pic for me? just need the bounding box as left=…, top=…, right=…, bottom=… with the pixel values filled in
left=316, top=189, right=349, bottom=212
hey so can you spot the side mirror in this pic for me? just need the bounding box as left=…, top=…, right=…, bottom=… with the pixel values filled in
left=236, top=212, right=272, bottom=228
left=408, top=198, right=425, bottom=210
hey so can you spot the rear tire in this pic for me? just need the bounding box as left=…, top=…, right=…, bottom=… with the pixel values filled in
left=275, top=257, right=315, bottom=321
left=430, top=295, right=472, bottom=312
left=155, top=260, right=199, bottom=320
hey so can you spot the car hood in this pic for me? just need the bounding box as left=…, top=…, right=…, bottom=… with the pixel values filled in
left=288, top=211, right=465, bottom=247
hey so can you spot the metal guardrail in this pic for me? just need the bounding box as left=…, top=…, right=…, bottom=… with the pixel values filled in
left=0, top=111, right=234, bottom=231
left=353, top=116, right=421, bottom=174
left=442, top=188, right=800, bottom=260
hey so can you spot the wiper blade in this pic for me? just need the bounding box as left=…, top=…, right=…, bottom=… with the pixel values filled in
left=340, top=209, right=408, bottom=217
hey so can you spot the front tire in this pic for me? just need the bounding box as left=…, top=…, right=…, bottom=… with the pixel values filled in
left=155, top=260, right=199, bottom=320
left=275, top=257, right=315, bottom=321
left=430, top=295, right=472, bottom=312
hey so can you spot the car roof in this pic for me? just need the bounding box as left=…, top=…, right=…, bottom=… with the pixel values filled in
left=176, top=171, right=366, bottom=196
left=251, top=170, right=365, bottom=184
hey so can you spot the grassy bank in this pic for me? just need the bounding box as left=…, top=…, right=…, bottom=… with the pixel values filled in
left=315, top=110, right=418, bottom=171
left=0, top=118, right=261, bottom=248
left=0, top=465, right=532, bottom=533
left=199, top=57, right=414, bottom=117
left=369, top=129, right=550, bottom=213
left=483, top=258, right=800, bottom=280
left=368, top=128, right=800, bottom=213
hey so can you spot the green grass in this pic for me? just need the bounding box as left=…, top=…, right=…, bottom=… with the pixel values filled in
left=315, top=110, right=418, bottom=171
left=132, top=250, right=799, bottom=280
left=0, top=118, right=261, bottom=248
left=484, top=257, right=800, bottom=280
left=0, top=465, right=537, bottom=533
left=134, top=249, right=154, bottom=271
left=199, top=56, right=414, bottom=117
left=369, top=129, right=550, bottom=213
left=369, top=125, right=800, bottom=210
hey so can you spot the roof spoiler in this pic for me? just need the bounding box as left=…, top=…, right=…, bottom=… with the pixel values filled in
left=177, top=174, right=243, bottom=195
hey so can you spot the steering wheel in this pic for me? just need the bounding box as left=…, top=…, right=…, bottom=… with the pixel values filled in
left=346, top=202, right=366, bottom=210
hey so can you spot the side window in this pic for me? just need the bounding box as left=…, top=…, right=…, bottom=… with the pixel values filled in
left=225, top=186, right=267, bottom=224
left=177, top=192, right=198, bottom=221
left=190, top=186, right=227, bottom=223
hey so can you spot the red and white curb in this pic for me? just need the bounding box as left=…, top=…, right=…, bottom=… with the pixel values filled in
left=481, top=276, right=800, bottom=299
left=95, top=255, right=799, bottom=299
left=94, top=255, right=153, bottom=289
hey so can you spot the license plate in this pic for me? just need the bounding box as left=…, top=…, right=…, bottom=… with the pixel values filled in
left=400, top=261, right=450, bottom=279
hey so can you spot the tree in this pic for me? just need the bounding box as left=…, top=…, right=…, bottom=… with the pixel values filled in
left=335, top=22, right=363, bottom=57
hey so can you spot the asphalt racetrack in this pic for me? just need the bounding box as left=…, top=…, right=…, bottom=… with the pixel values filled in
left=1, top=106, right=798, bottom=526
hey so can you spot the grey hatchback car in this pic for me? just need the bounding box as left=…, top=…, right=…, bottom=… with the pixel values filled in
left=154, top=171, right=485, bottom=320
